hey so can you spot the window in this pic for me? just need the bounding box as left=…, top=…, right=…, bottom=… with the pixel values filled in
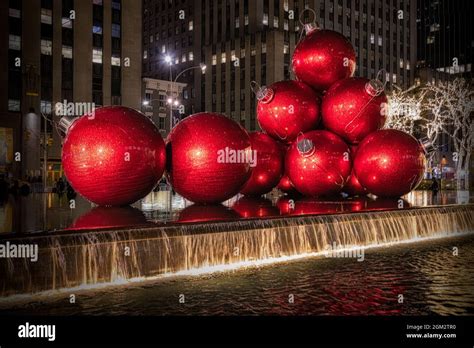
left=263, top=13, right=268, bottom=25
left=143, top=49, right=147, bottom=59
left=62, top=17, right=73, bottom=28
left=9, top=35, right=21, bottom=50
left=112, top=24, right=121, bottom=38
left=161, top=45, right=166, bottom=53
left=283, top=44, right=289, bottom=54
left=41, top=100, right=52, bottom=114
left=149, top=35, right=153, bottom=43
left=181, top=53, right=186, bottom=63
left=188, top=51, right=194, bottom=61
left=9, top=8, right=21, bottom=18
left=111, top=56, right=121, bottom=66
left=8, top=99, right=20, bottom=112
left=93, top=48, right=103, bottom=63
left=93, top=25, right=103, bottom=34
left=62, top=45, right=73, bottom=58
left=221, top=52, right=226, bottom=64
left=235, top=18, right=240, bottom=28
left=188, top=20, right=193, bottom=30
left=273, top=16, right=279, bottom=28
left=93, top=0, right=103, bottom=5
left=41, top=8, right=52, bottom=24
left=212, top=54, right=217, bottom=65
left=112, top=0, right=121, bottom=10
left=41, top=39, right=52, bottom=55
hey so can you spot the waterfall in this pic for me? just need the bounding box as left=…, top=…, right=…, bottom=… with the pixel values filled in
left=0, top=205, right=473, bottom=298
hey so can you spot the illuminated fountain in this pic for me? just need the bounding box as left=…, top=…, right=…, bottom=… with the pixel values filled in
left=0, top=204, right=473, bottom=298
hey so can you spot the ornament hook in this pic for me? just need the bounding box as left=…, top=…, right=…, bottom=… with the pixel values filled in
left=250, top=80, right=274, bottom=104
left=58, top=116, right=78, bottom=137
left=299, top=8, right=319, bottom=34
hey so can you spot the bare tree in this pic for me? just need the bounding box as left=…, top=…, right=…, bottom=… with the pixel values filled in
left=422, top=78, right=474, bottom=190
left=386, top=85, right=425, bottom=135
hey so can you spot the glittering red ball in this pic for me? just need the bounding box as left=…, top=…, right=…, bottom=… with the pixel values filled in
left=292, top=29, right=356, bottom=92
left=354, top=129, right=427, bottom=197
left=166, top=112, right=251, bottom=204
left=322, top=77, right=388, bottom=144
left=240, top=132, right=284, bottom=196
left=257, top=80, right=321, bottom=143
left=62, top=106, right=166, bottom=206
left=286, top=130, right=351, bottom=197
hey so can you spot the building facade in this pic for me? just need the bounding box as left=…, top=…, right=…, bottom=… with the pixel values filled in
left=142, top=77, right=186, bottom=135
left=143, top=0, right=417, bottom=130
left=0, top=0, right=142, bottom=183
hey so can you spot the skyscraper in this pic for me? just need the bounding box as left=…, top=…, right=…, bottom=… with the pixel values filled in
left=0, top=0, right=142, bottom=181
left=142, top=0, right=417, bottom=132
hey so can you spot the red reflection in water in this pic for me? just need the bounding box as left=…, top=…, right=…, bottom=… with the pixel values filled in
left=232, top=196, right=279, bottom=218
left=177, top=204, right=239, bottom=223
left=366, top=197, right=411, bottom=211
left=68, top=206, right=149, bottom=230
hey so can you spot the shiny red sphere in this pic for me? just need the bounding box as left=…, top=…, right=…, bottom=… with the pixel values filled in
left=166, top=112, right=252, bottom=204
left=292, top=29, right=356, bottom=92
left=62, top=106, right=166, bottom=206
left=277, top=174, right=298, bottom=194
left=257, top=80, right=320, bottom=143
left=286, top=130, right=351, bottom=197
left=322, top=77, right=388, bottom=144
left=354, top=129, right=427, bottom=197
left=240, top=132, right=284, bottom=196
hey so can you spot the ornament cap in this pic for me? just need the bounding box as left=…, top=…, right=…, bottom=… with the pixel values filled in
left=251, top=81, right=274, bottom=104
left=58, top=116, right=78, bottom=137
left=297, top=138, right=315, bottom=156
left=365, top=79, right=385, bottom=97
left=304, top=23, right=319, bottom=34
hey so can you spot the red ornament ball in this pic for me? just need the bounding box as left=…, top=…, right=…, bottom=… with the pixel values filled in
left=166, top=112, right=252, bottom=204
left=257, top=80, right=321, bottom=143
left=277, top=174, right=298, bottom=194
left=354, top=129, right=427, bottom=197
left=286, top=130, right=351, bottom=197
left=292, top=28, right=356, bottom=92
left=240, top=132, right=284, bottom=196
left=62, top=106, right=166, bottom=206
left=322, top=77, right=388, bottom=144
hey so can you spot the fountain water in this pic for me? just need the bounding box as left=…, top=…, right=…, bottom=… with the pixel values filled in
left=0, top=205, right=473, bottom=297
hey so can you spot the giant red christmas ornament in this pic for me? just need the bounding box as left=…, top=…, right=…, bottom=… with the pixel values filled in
left=166, top=112, right=252, bottom=204
left=62, top=106, right=166, bottom=206
left=343, top=171, right=367, bottom=196
left=354, top=129, right=427, bottom=197
left=256, top=80, right=320, bottom=143
left=277, top=174, right=298, bottom=194
left=286, top=130, right=351, bottom=196
left=292, top=27, right=356, bottom=92
left=240, top=132, right=283, bottom=196
left=322, top=77, right=388, bottom=144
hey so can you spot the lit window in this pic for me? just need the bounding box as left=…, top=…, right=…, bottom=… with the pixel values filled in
left=427, top=36, right=435, bottom=44
left=399, top=58, right=404, bottom=68
left=251, top=48, right=256, bottom=56
left=378, top=36, right=382, bottom=46
left=262, top=43, right=266, bottom=54
left=41, top=8, right=52, bottom=24
left=41, top=100, right=52, bottom=115
left=188, top=51, right=194, bottom=61
left=245, top=15, right=249, bottom=25
left=273, top=16, right=279, bottom=28
left=221, top=53, right=226, bottom=64
left=111, top=56, right=121, bottom=66
left=9, top=8, right=20, bottom=18
left=182, top=53, right=187, bottom=63
left=143, top=49, right=148, bottom=59
left=9, top=35, right=21, bottom=50
left=93, top=26, right=103, bottom=34
left=93, top=48, right=103, bottom=63
left=8, top=99, right=20, bottom=112
left=62, top=17, right=72, bottom=28
left=235, top=18, right=240, bottom=28
left=212, top=55, right=217, bottom=65
left=392, top=74, right=397, bottom=84
left=174, top=57, right=179, bottom=65
left=284, top=19, right=289, bottom=31
left=283, top=44, right=289, bottom=54
left=240, top=48, right=246, bottom=58
left=188, top=20, right=193, bottom=31
left=370, top=33, right=375, bottom=44
left=62, top=45, right=73, bottom=58
left=161, top=45, right=166, bottom=53
left=41, top=39, right=52, bottom=55
left=93, top=0, right=103, bottom=5
left=263, top=13, right=268, bottom=25
left=150, top=35, right=153, bottom=43
left=284, top=0, right=289, bottom=11
left=112, top=24, right=121, bottom=38
left=406, top=61, right=410, bottom=70
left=112, top=0, right=121, bottom=10
left=231, top=50, right=236, bottom=61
